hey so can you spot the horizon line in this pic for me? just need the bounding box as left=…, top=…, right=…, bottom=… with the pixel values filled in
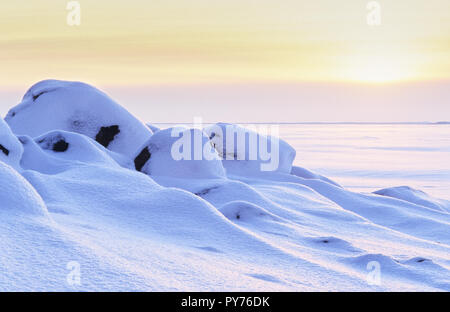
left=151, top=121, right=450, bottom=125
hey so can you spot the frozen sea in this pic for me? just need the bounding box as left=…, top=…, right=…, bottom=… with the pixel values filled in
left=276, top=123, right=450, bottom=200
left=156, top=122, right=450, bottom=200
left=272, top=124, right=450, bottom=199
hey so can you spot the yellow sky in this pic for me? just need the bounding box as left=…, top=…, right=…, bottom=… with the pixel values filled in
left=1, top=0, right=450, bottom=88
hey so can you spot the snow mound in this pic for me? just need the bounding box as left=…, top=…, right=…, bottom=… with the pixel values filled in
left=374, top=186, right=450, bottom=213
left=135, top=127, right=226, bottom=179
left=204, top=123, right=296, bottom=175
left=5, top=80, right=152, bottom=158
left=298, top=178, right=450, bottom=244
left=0, top=117, right=23, bottom=170
left=303, top=236, right=363, bottom=254
left=0, top=161, right=48, bottom=217
left=18, top=130, right=133, bottom=174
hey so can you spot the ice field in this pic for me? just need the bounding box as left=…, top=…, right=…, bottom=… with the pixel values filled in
left=0, top=80, right=449, bottom=291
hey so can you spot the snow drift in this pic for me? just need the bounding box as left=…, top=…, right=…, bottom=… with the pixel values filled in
left=0, top=80, right=449, bottom=291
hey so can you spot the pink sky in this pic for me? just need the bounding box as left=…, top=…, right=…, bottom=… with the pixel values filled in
left=4, top=80, right=448, bottom=123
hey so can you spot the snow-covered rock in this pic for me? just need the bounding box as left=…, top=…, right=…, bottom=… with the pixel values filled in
left=5, top=80, right=152, bottom=159
left=204, top=123, right=296, bottom=175
left=0, top=117, right=23, bottom=170
left=18, top=130, right=133, bottom=174
left=134, top=127, right=226, bottom=179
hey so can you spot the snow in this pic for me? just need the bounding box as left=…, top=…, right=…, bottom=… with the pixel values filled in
left=374, top=186, right=450, bottom=213
left=136, top=127, right=226, bottom=179
left=291, top=165, right=341, bottom=187
left=0, top=118, right=23, bottom=170
left=204, top=123, right=296, bottom=175
left=0, top=80, right=449, bottom=291
left=5, top=80, right=152, bottom=159
left=278, top=123, right=450, bottom=199
left=19, top=130, right=134, bottom=173
left=146, top=123, right=161, bottom=133
left=0, top=161, right=47, bottom=217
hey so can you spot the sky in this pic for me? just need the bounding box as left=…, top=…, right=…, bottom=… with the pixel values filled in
left=1, top=0, right=450, bottom=122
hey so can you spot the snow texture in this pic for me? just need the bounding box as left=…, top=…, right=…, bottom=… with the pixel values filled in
left=0, top=80, right=449, bottom=291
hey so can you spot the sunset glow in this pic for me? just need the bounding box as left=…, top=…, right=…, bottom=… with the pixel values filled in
left=1, top=0, right=450, bottom=88
left=1, top=1, right=450, bottom=123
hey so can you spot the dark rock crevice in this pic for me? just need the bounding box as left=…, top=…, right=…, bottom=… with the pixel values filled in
left=37, top=134, right=69, bottom=152
left=52, top=140, right=69, bottom=152
left=32, top=91, right=47, bottom=101
left=195, top=186, right=220, bottom=197
left=0, top=144, right=10, bottom=156
left=95, top=125, right=120, bottom=148
left=134, top=147, right=151, bottom=172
